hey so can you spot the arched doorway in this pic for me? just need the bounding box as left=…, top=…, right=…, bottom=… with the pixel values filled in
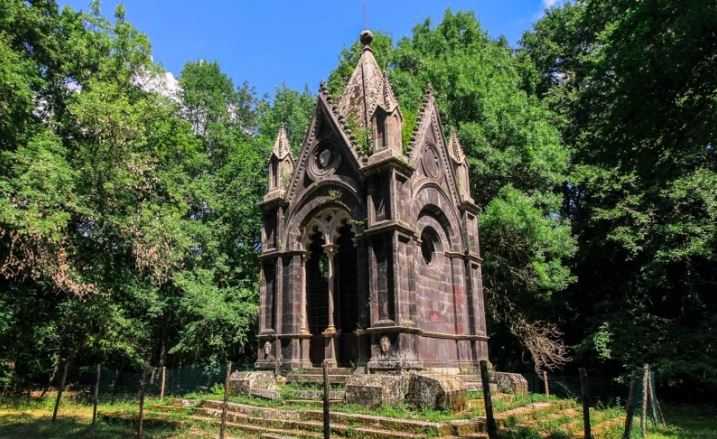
left=303, top=210, right=360, bottom=367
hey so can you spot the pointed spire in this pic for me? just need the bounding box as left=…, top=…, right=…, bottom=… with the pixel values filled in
left=448, top=128, right=465, bottom=163
left=337, top=30, right=401, bottom=132
left=272, top=123, right=291, bottom=160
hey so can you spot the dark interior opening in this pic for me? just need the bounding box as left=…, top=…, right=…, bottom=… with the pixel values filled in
left=336, top=223, right=358, bottom=367
left=306, top=230, right=328, bottom=366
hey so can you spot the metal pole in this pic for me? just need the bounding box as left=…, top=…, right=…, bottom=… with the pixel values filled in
left=323, top=360, right=330, bottom=439
left=579, top=368, right=591, bottom=439
left=159, top=366, right=166, bottom=402
left=52, top=360, right=69, bottom=423
left=137, top=362, right=148, bottom=439
left=623, top=370, right=638, bottom=439
left=219, top=361, right=232, bottom=439
left=92, top=364, right=101, bottom=426
left=641, top=364, right=648, bottom=437
left=479, top=360, right=497, bottom=439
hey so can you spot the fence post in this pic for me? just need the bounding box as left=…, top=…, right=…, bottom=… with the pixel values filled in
left=92, top=364, right=101, bottom=426
left=137, top=362, right=148, bottom=439
left=322, top=360, right=330, bottom=439
left=219, top=361, right=232, bottom=439
left=480, top=360, right=497, bottom=439
left=641, top=363, right=648, bottom=437
left=52, top=360, right=69, bottom=423
left=622, top=370, right=638, bottom=439
left=159, top=366, right=166, bottom=402
left=543, top=370, right=550, bottom=397
left=648, top=369, right=665, bottom=425
left=579, top=368, right=591, bottom=439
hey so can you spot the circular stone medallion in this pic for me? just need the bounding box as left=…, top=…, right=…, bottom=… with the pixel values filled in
left=308, top=142, right=341, bottom=179
left=422, top=145, right=442, bottom=178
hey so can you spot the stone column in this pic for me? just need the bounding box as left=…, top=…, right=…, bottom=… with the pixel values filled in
left=323, top=243, right=338, bottom=367
left=299, top=251, right=311, bottom=368
left=299, top=252, right=309, bottom=334
left=324, top=243, right=338, bottom=332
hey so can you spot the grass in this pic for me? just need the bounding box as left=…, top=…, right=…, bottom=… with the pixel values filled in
left=0, top=390, right=714, bottom=438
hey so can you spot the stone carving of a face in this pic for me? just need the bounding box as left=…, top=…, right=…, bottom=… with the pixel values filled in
left=380, top=335, right=391, bottom=356
left=264, top=341, right=272, bottom=357
left=318, top=148, right=332, bottom=168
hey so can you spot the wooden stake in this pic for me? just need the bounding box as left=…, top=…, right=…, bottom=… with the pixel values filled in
left=137, top=362, right=148, bottom=439
left=52, top=360, right=69, bottom=423
left=480, top=360, right=497, bottom=439
left=92, top=364, right=101, bottom=426
left=323, top=359, right=330, bottom=439
left=219, top=361, right=232, bottom=439
left=641, top=363, right=648, bottom=437
left=159, top=366, right=166, bottom=402
left=579, top=368, right=591, bottom=439
left=648, top=371, right=666, bottom=425
left=623, top=370, right=638, bottom=439
left=543, top=370, right=550, bottom=396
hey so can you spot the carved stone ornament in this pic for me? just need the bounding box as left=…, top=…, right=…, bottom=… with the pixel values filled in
left=263, top=341, right=272, bottom=358
left=380, top=335, right=391, bottom=356
left=422, top=144, right=442, bottom=178
left=308, top=142, right=341, bottom=180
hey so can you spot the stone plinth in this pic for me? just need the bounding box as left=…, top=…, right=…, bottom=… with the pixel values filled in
left=229, top=371, right=276, bottom=396
left=405, top=373, right=467, bottom=412
left=344, top=374, right=408, bottom=408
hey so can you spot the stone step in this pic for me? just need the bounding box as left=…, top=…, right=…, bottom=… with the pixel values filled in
left=286, top=374, right=349, bottom=385
left=288, top=389, right=345, bottom=400
left=199, top=407, right=428, bottom=439
left=284, top=399, right=340, bottom=405
left=200, top=400, right=454, bottom=436
left=190, top=414, right=322, bottom=439
left=292, top=367, right=354, bottom=376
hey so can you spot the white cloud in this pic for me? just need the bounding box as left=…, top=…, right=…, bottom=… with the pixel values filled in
left=543, top=0, right=560, bottom=7
left=133, top=69, right=182, bottom=103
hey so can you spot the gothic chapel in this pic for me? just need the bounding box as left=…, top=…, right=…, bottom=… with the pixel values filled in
left=257, top=31, right=488, bottom=373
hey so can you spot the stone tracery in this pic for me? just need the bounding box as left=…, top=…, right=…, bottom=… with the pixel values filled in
left=256, top=31, right=489, bottom=373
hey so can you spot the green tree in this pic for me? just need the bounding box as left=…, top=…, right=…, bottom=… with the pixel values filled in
left=522, top=0, right=717, bottom=384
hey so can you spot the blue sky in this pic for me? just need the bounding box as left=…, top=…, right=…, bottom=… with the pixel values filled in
left=58, top=1, right=556, bottom=98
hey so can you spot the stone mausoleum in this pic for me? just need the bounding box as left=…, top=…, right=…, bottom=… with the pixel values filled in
left=255, top=30, right=489, bottom=375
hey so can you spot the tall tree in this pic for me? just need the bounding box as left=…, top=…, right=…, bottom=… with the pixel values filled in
left=522, top=0, right=717, bottom=385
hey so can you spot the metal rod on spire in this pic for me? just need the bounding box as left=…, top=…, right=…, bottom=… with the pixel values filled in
left=363, top=0, right=368, bottom=30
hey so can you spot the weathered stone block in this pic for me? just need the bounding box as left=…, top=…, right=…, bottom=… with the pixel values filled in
left=229, top=371, right=276, bottom=395
left=491, top=371, right=528, bottom=394
left=345, top=374, right=406, bottom=408
left=405, top=373, right=466, bottom=412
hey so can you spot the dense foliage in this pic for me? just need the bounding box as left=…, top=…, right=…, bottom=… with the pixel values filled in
left=521, top=0, right=716, bottom=388
left=1, top=0, right=714, bottom=395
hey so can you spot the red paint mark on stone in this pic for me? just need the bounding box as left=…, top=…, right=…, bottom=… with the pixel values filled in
left=430, top=311, right=441, bottom=322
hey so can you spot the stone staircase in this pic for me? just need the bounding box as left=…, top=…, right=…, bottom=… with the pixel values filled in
left=196, top=399, right=488, bottom=438
left=99, top=389, right=624, bottom=438
left=286, top=367, right=353, bottom=385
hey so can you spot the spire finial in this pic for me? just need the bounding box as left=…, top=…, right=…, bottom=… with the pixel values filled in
left=360, top=29, right=373, bottom=46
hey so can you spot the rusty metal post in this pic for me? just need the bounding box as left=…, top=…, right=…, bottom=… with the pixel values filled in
left=323, top=360, right=330, bottom=439
left=579, top=368, right=591, bottom=439
left=137, top=362, right=148, bottom=439
left=641, top=363, right=648, bottom=437
left=219, top=361, right=232, bottom=439
left=159, top=366, right=166, bottom=402
left=480, top=360, right=497, bottom=439
left=92, top=364, right=101, bottom=426
left=623, top=370, right=638, bottom=439
left=52, top=360, right=69, bottom=423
